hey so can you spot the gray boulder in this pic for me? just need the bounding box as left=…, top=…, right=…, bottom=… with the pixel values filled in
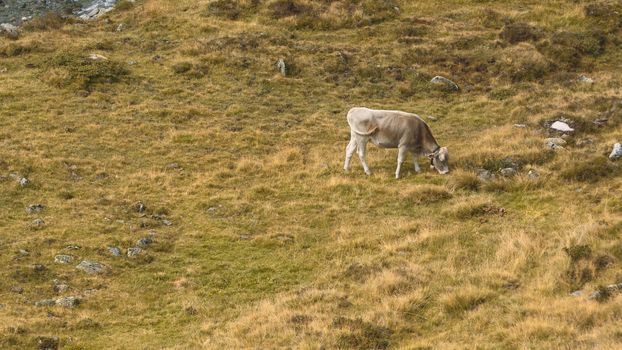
left=127, top=247, right=142, bottom=257
left=76, top=260, right=107, bottom=274
left=26, top=204, right=45, bottom=214
left=54, top=255, right=73, bottom=264
left=544, top=138, right=566, bottom=150
left=430, top=76, right=459, bottom=91
left=477, top=169, right=495, bottom=182
left=609, top=143, right=622, bottom=161
left=56, top=296, right=80, bottom=308
left=35, top=299, right=56, bottom=307
left=500, top=168, right=517, bottom=177
left=107, top=246, right=121, bottom=257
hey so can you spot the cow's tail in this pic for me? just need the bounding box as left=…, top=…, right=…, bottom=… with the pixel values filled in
left=352, top=127, right=378, bottom=136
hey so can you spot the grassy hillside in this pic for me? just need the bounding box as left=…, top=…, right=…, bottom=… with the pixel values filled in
left=1, top=0, right=622, bottom=348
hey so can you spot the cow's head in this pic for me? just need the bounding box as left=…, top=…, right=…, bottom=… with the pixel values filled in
left=428, top=147, right=449, bottom=174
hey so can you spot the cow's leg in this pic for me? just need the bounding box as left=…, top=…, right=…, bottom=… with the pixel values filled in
left=411, top=151, right=421, bottom=173
left=344, top=132, right=357, bottom=172
left=357, top=139, right=371, bottom=175
left=396, top=146, right=408, bottom=179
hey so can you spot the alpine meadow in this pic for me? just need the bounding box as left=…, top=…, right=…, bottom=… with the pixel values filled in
left=2, top=0, right=622, bottom=349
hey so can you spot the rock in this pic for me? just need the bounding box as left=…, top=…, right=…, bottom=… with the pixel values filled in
left=544, top=137, right=567, bottom=150
left=137, top=237, right=154, bottom=247
left=593, top=117, right=608, bottom=126
left=527, top=170, right=540, bottom=180
left=54, top=255, right=73, bottom=264
left=427, top=115, right=438, bottom=121
left=513, top=124, right=527, bottom=128
left=207, top=207, right=217, bottom=213
left=570, top=290, right=583, bottom=297
left=65, top=245, right=80, bottom=250
left=37, top=336, right=59, bottom=350
left=19, top=177, right=30, bottom=187
left=26, top=204, right=45, bottom=214
left=0, top=23, right=18, bottom=36
left=127, top=247, right=142, bottom=257
left=430, top=76, right=459, bottom=91
left=107, top=246, right=121, bottom=257
left=609, top=143, right=622, bottom=161
left=577, top=75, right=594, bottom=84
left=588, top=291, right=602, bottom=300
left=239, top=233, right=252, bottom=240
left=10, top=286, right=24, bottom=294
left=76, top=260, right=107, bottom=274
left=88, top=53, right=108, bottom=61
left=116, top=23, right=125, bottom=32
left=134, top=201, right=146, bottom=213
left=31, top=218, right=45, bottom=228
left=276, top=58, right=287, bottom=76
left=477, top=169, right=495, bottom=182
left=500, top=168, right=517, bottom=177
left=166, top=162, right=180, bottom=170
left=35, top=299, right=56, bottom=307
left=56, top=296, right=80, bottom=308
left=78, top=0, right=118, bottom=20
left=33, top=264, right=46, bottom=272
left=54, top=284, right=69, bottom=293
left=550, top=121, right=574, bottom=132
left=18, top=249, right=29, bottom=256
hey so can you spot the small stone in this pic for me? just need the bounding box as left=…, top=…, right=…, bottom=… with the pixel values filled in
left=276, top=58, right=287, bottom=76
left=19, top=177, right=30, bottom=187
left=18, top=249, right=29, bottom=256
left=33, top=264, right=46, bottom=272
left=116, top=23, right=125, bottom=32
left=107, top=246, right=121, bottom=257
left=430, top=76, right=459, bottom=91
left=37, top=336, right=59, bottom=350
left=588, top=291, right=602, bottom=300
left=76, top=260, right=107, bottom=274
left=550, top=121, right=574, bottom=133
left=35, top=299, right=56, bottom=307
left=477, top=169, right=495, bottom=182
left=0, top=23, right=19, bottom=36
left=10, top=286, right=24, bottom=294
left=427, top=115, right=438, bottom=121
left=544, top=138, right=567, bottom=150
left=593, top=117, right=608, bottom=126
left=54, top=255, right=73, bottom=264
left=32, top=218, right=45, bottom=228
left=527, top=170, right=540, bottom=180
left=577, top=75, right=594, bottom=84
left=65, top=245, right=80, bottom=250
left=239, top=233, right=251, bottom=240
left=166, top=162, right=180, bottom=169
left=513, top=124, right=527, bottom=128
left=207, top=207, right=217, bottom=213
left=570, top=290, right=583, bottom=297
left=609, top=143, right=622, bottom=161
left=127, top=247, right=142, bottom=257
left=500, top=168, right=517, bottom=177
left=54, top=284, right=69, bottom=293
left=56, top=296, right=80, bottom=308
left=137, top=237, right=154, bottom=247
left=26, top=204, right=45, bottom=214
left=162, top=219, right=173, bottom=226
left=135, top=201, right=146, bottom=213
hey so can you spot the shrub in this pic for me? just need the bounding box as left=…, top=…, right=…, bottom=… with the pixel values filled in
left=172, top=62, right=193, bottom=74
left=560, top=156, right=621, bottom=183
left=551, top=31, right=606, bottom=56
left=269, top=0, right=309, bottom=19
left=499, top=43, right=552, bottom=82
left=206, top=0, right=242, bottom=19
left=499, top=23, right=541, bottom=44
left=448, top=171, right=480, bottom=191
left=23, top=12, right=69, bottom=31
left=401, top=185, right=452, bottom=205
left=42, top=51, right=129, bottom=91
left=115, top=0, right=135, bottom=11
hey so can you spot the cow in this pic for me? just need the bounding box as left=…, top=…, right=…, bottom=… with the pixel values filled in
left=343, top=107, right=449, bottom=178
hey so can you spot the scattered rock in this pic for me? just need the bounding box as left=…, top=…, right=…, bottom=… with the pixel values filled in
left=18, top=249, right=29, bottom=256
left=26, top=204, right=45, bottom=214
left=207, top=207, right=218, bottom=213
left=544, top=137, right=567, bottom=150
left=56, top=296, right=80, bottom=308
left=32, top=264, right=46, bottom=272
left=76, top=260, right=107, bottom=274
left=79, top=0, right=118, bottom=20
left=37, top=336, right=59, bottom=350
left=65, top=245, right=80, bottom=250
left=35, top=299, right=56, bottom=307
left=88, top=53, right=108, bottom=61
left=126, top=247, right=142, bottom=257
left=477, top=169, right=495, bottom=182
left=107, top=246, right=121, bottom=257
left=31, top=218, right=45, bottom=228
left=137, top=236, right=154, bottom=247
left=10, top=286, right=24, bottom=294
left=166, top=162, right=180, bottom=170
left=430, top=75, right=459, bottom=91
left=161, top=219, right=173, bottom=226
left=570, top=290, right=583, bottom=297
left=427, top=115, right=438, bottom=121
left=500, top=168, right=517, bottom=177
left=54, top=283, right=69, bottom=293
left=577, top=75, right=594, bottom=84
left=134, top=201, right=146, bottom=213
left=550, top=121, right=574, bottom=133
left=239, top=233, right=252, bottom=240
left=54, top=255, right=73, bottom=264
left=19, top=177, right=30, bottom=187
left=513, top=124, right=527, bottom=128
left=609, top=143, right=622, bottom=161
left=276, top=58, right=287, bottom=76
left=116, top=23, right=125, bottom=32
left=0, top=23, right=18, bottom=36
left=527, top=170, right=540, bottom=180
left=593, top=117, right=608, bottom=126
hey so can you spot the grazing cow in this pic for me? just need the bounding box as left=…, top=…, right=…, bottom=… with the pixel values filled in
left=344, top=107, right=449, bottom=178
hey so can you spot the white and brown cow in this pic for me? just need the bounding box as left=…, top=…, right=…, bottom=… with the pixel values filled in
left=344, top=107, right=449, bottom=178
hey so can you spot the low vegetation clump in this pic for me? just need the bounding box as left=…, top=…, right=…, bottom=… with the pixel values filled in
left=41, top=51, right=129, bottom=91
left=22, top=12, right=70, bottom=31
